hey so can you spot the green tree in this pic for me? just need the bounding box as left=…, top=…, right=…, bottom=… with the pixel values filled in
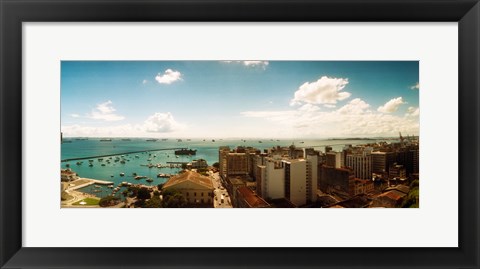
left=162, top=189, right=187, bottom=208
left=99, top=196, right=120, bottom=207
left=137, top=187, right=151, bottom=200
left=212, top=162, right=220, bottom=169
left=400, top=187, right=419, bottom=208
left=144, top=196, right=163, bottom=208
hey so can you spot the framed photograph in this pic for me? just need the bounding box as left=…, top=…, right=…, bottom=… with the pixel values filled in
left=1, top=0, right=479, bottom=268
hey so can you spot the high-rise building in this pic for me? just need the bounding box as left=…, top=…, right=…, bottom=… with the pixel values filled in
left=284, top=159, right=307, bottom=206
left=371, top=151, right=395, bottom=175
left=264, top=157, right=285, bottom=199
left=346, top=152, right=372, bottom=180
left=318, top=166, right=354, bottom=195
left=305, top=154, right=318, bottom=203
left=326, top=151, right=342, bottom=168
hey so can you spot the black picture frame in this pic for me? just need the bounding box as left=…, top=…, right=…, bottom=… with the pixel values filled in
left=1, top=0, right=479, bottom=268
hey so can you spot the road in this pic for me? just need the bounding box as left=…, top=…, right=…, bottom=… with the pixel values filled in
left=209, top=171, right=232, bottom=208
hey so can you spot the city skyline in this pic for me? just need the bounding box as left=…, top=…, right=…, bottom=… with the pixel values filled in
left=61, top=61, right=419, bottom=139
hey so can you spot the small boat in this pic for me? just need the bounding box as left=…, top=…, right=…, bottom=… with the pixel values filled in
left=100, top=139, right=112, bottom=142
left=120, top=173, right=125, bottom=176
left=108, top=185, right=114, bottom=188
left=76, top=161, right=82, bottom=165
left=146, top=139, right=158, bottom=142
left=101, top=164, right=106, bottom=166
left=93, top=189, right=102, bottom=193
left=94, top=185, right=101, bottom=188
left=146, top=178, right=153, bottom=183
left=132, top=172, right=137, bottom=176
left=65, top=163, right=70, bottom=167
left=89, top=163, right=93, bottom=167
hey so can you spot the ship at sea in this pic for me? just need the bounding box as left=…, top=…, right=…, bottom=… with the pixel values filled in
left=174, top=148, right=197, bottom=155
left=100, top=139, right=112, bottom=142
left=146, top=138, right=158, bottom=142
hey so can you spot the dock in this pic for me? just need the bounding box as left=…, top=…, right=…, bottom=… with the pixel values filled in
left=61, top=148, right=185, bottom=162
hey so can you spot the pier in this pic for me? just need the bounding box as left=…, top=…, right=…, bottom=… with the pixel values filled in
left=61, top=148, right=185, bottom=162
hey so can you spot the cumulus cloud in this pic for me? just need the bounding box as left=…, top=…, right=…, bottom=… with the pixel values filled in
left=155, top=69, right=182, bottom=84
left=88, top=100, right=125, bottom=121
left=61, top=124, right=140, bottom=137
left=143, top=112, right=184, bottom=133
left=70, top=114, right=80, bottom=118
left=337, top=98, right=370, bottom=114
left=241, top=97, right=419, bottom=138
left=405, top=106, right=420, bottom=117
left=298, top=104, right=321, bottom=112
left=222, top=61, right=269, bottom=69
left=290, top=76, right=351, bottom=106
left=62, top=112, right=186, bottom=137
left=377, top=97, right=405, bottom=113
left=410, top=82, right=419, bottom=90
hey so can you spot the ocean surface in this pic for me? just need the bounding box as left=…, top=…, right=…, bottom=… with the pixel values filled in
left=61, top=138, right=385, bottom=198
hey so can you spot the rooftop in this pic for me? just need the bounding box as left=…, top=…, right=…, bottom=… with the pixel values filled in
left=236, top=186, right=270, bottom=208
left=163, top=170, right=214, bottom=190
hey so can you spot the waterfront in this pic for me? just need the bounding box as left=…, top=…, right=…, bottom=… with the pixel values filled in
left=61, top=138, right=390, bottom=199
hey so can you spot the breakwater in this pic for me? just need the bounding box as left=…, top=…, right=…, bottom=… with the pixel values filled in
left=61, top=148, right=184, bottom=162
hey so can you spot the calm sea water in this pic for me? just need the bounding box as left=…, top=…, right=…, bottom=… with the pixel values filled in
left=61, top=138, right=382, bottom=198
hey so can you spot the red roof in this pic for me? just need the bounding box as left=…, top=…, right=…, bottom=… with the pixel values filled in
left=236, top=186, right=269, bottom=208
left=163, top=171, right=213, bottom=189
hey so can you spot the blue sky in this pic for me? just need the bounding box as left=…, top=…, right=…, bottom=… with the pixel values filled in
left=61, top=61, right=419, bottom=138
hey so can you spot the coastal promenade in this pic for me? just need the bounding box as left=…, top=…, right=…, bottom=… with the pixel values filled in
left=67, top=178, right=114, bottom=191
left=61, top=147, right=184, bottom=162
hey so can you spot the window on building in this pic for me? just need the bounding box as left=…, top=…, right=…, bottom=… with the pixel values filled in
left=201, top=192, right=204, bottom=197
left=194, top=192, right=196, bottom=196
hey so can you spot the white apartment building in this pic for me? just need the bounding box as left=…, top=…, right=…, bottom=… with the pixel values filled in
left=346, top=152, right=372, bottom=180
left=283, top=159, right=307, bottom=206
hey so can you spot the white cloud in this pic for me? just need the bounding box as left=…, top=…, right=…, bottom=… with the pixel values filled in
left=324, top=104, right=336, bottom=108
left=290, top=76, right=351, bottom=106
left=405, top=106, right=420, bottom=117
left=143, top=112, right=184, bottom=133
left=377, top=97, right=405, bottom=113
left=410, top=82, right=419, bottom=90
left=142, top=79, right=148, bottom=85
left=298, top=104, right=321, bottom=112
left=241, top=98, right=419, bottom=138
left=222, top=61, right=269, bottom=69
left=337, top=98, right=370, bottom=114
left=88, top=100, right=125, bottom=121
left=70, top=114, right=80, bottom=118
left=61, top=124, right=140, bottom=137
left=155, top=69, right=182, bottom=84
left=62, top=112, right=186, bottom=137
